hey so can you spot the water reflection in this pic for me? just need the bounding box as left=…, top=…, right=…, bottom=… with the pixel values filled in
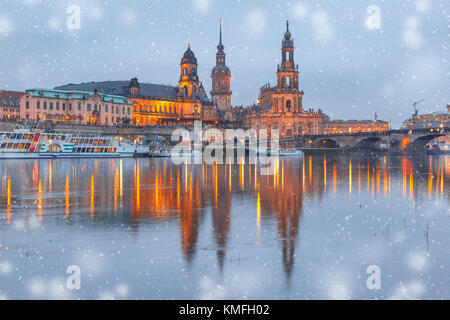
left=0, top=155, right=448, bottom=298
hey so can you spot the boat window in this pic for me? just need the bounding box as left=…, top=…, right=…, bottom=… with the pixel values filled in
left=25, top=143, right=31, bottom=149
left=81, top=148, right=86, bottom=153
left=17, top=134, right=23, bottom=140
left=10, top=134, right=17, bottom=140
left=29, top=134, right=34, bottom=141
left=50, top=135, right=56, bottom=140
left=19, top=143, right=24, bottom=150
left=7, top=143, right=13, bottom=149
left=1, top=143, right=6, bottom=148
left=13, top=143, right=19, bottom=149
left=35, top=143, right=42, bottom=151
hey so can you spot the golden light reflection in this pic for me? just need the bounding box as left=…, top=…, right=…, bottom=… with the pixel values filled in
left=48, top=161, right=52, bottom=193
left=428, top=158, right=433, bottom=199
left=90, top=173, right=95, bottom=216
left=136, top=160, right=141, bottom=213
left=323, top=156, right=327, bottom=191
left=349, top=160, right=352, bottom=195
left=358, top=164, right=361, bottom=195
left=38, top=179, right=42, bottom=220
left=6, top=178, right=11, bottom=225
left=435, top=164, right=440, bottom=202
left=119, top=160, right=123, bottom=202
left=114, top=167, right=119, bottom=212
left=240, top=159, right=245, bottom=190
left=65, top=173, right=70, bottom=218
left=155, top=170, right=159, bottom=209
left=309, top=156, right=312, bottom=185
left=376, top=163, right=380, bottom=195
left=302, top=157, right=305, bottom=190
left=333, top=163, right=337, bottom=193
left=6, top=178, right=11, bottom=207
left=402, top=158, right=407, bottom=198
left=177, top=170, right=181, bottom=208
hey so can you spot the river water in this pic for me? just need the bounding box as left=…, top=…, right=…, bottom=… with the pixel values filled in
left=0, top=155, right=448, bottom=300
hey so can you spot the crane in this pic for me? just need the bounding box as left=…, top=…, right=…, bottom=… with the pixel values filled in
left=413, top=100, right=425, bottom=115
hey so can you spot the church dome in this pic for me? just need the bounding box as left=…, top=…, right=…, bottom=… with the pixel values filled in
left=211, top=65, right=231, bottom=77
left=181, top=45, right=197, bottom=64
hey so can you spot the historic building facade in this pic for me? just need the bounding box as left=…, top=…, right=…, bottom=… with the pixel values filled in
left=56, top=46, right=217, bottom=127
left=211, top=21, right=232, bottom=121
left=401, top=105, right=450, bottom=130
left=324, top=120, right=390, bottom=134
left=244, top=20, right=329, bottom=137
left=0, top=91, right=23, bottom=121
left=21, top=89, right=132, bottom=125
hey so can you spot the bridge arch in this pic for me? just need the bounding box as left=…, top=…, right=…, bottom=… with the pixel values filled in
left=314, top=138, right=340, bottom=148
left=353, top=137, right=383, bottom=150
left=405, top=134, right=446, bottom=153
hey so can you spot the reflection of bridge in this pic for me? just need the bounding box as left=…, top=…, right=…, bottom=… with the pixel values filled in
left=285, top=127, right=449, bottom=153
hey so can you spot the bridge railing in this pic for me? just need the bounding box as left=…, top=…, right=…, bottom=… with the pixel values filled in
left=281, top=127, right=449, bottom=142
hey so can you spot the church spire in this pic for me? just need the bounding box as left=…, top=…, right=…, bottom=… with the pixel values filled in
left=217, top=19, right=225, bottom=52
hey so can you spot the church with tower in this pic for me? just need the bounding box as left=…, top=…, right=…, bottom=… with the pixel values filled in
left=244, top=20, right=329, bottom=137
left=55, top=19, right=334, bottom=135
left=56, top=25, right=231, bottom=126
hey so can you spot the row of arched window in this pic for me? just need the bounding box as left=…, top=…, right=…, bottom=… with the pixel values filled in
left=134, top=103, right=178, bottom=115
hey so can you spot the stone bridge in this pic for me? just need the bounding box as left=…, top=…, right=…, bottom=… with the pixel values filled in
left=286, top=127, right=449, bottom=154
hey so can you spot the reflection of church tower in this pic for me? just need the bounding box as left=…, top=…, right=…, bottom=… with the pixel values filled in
left=277, top=19, right=303, bottom=113
left=212, top=180, right=231, bottom=273
left=179, top=207, right=201, bottom=263
left=211, top=20, right=232, bottom=120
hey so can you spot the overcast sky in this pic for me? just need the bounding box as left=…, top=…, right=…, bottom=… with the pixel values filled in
left=0, top=0, right=448, bottom=127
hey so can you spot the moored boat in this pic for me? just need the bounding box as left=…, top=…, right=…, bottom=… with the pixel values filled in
left=426, top=140, right=450, bottom=155
left=0, top=128, right=148, bottom=159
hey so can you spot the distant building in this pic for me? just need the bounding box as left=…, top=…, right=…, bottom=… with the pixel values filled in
left=324, top=120, right=390, bottom=134
left=22, top=89, right=132, bottom=125
left=56, top=45, right=217, bottom=127
left=244, top=20, right=329, bottom=137
left=0, top=91, right=24, bottom=121
left=401, top=105, right=450, bottom=130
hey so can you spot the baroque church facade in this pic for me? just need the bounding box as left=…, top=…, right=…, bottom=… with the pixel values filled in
left=56, top=24, right=232, bottom=127
left=56, top=44, right=217, bottom=126
left=244, top=20, right=329, bottom=137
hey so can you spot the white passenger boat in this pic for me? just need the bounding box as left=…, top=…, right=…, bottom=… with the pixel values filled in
left=0, top=128, right=148, bottom=159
